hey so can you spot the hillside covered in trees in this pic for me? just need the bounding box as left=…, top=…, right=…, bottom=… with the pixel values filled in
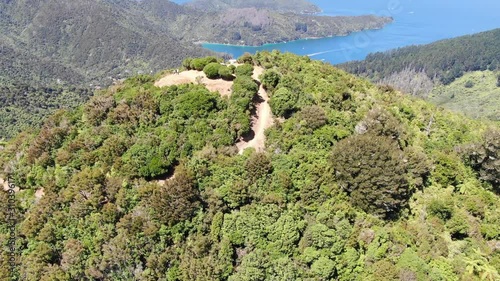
left=0, top=0, right=391, bottom=88
left=184, top=0, right=321, bottom=14
left=339, top=28, right=500, bottom=86
left=0, top=0, right=391, bottom=141
left=1, top=52, right=499, bottom=280
left=338, top=28, right=500, bottom=120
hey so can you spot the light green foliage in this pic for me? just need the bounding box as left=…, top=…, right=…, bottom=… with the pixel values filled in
left=311, top=256, right=336, bottom=279
left=269, top=87, right=298, bottom=117
left=235, top=64, right=254, bottom=77
left=429, top=71, right=500, bottom=120
left=396, top=248, right=429, bottom=281
left=218, top=65, right=235, bottom=81
left=1, top=52, right=499, bottom=281
left=203, top=62, right=222, bottom=79
left=260, top=69, right=281, bottom=92
left=191, top=56, right=218, bottom=71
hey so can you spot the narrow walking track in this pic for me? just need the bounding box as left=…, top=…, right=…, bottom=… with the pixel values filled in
left=236, top=66, right=274, bottom=154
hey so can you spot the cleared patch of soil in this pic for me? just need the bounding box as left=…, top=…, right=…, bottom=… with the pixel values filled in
left=155, top=70, right=233, bottom=97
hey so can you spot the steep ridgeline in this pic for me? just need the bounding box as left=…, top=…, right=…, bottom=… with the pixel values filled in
left=185, top=0, right=321, bottom=14
left=1, top=52, right=499, bottom=280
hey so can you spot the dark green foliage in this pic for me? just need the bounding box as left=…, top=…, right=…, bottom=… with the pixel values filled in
left=497, top=74, right=500, bottom=87
left=428, top=199, right=454, bottom=220
left=295, top=22, right=308, bottom=32
left=149, top=167, right=200, bottom=226
left=174, top=88, right=218, bottom=119
left=0, top=83, right=92, bottom=140
left=182, top=58, right=193, bottom=69
left=259, top=69, right=281, bottom=92
left=231, top=76, right=259, bottom=112
left=237, top=53, right=255, bottom=64
left=203, top=62, right=222, bottom=79
left=269, top=87, right=298, bottom=117
left=191, top=57, right=218, bottom=71
left=331, top=133, right=411, bottom=218
left=464, top=80, right=474, bottom=88
left=1, top=52, right=499, bottom=281
left=121, top=134, right=176, bottom=178
left=465, top=127, right=500, bottom=190
left=297, top=105, right=327, bottom=129
left=218, top=66, right=235, bottom=81
left=235, top=64, right=254, bottom=77
left=245, top=153, right=272, bottom=181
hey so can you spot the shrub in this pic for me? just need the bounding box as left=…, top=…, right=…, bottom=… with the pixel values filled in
left=182, top=58, right=193, bottom=70
left=298, top=105, right=327, bottom=129
left=465, top=127, right=500, bottom=190
left=203, top=63, right=222, bottom=79
left=149, top=167, right=200, bottom=226
left=218, top=66, right=234, bottom=81
left=237, top=52, right=254, bottom=64
left=464, top=80, right=474, bottom=88
left=260, top=69, right=281, bottom=91
left=190, top=56, right=218, bottom=71
left=235, top=64, right=254, bottom=77
left=269, top=87, right=298, bottom=117
left=330, top=133, right=410, bottom=218
left=232, top=76, right=258, bottom=97
left=428, top=199, right=454, bottom=220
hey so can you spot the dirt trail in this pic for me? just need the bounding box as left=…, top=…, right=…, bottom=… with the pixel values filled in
left=155, top=65, right=273, bottom=155
left=236, top=66, right=274, bottom=154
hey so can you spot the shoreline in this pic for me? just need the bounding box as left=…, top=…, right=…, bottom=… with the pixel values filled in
left=194, top=26, right=386, bottom=48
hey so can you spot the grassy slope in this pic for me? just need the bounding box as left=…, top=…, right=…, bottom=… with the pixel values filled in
left=429, top=71, right=500, bottom=120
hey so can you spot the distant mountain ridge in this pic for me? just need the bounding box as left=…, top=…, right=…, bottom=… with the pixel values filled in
left=184, top=0, right=321, bottom=14
left=0, top=0, right=392, bottom=87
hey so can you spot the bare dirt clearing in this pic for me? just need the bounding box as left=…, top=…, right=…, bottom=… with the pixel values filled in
left=155, top=70, right=233, bottom=97
left=154, top=65, right=274, bottom=154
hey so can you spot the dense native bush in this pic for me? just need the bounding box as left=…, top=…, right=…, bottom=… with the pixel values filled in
left=259, top=69, right=281, bottom=92
left=269, top=87, right=298, bottom=117
left=1, top=52, right=499, bottom=281
left=203, top=62, right=222, bottom=79
left=218, top=66, right=235, bottom=81
left=330, top=133, right=412, bottom=218
left=235, top=64, right=254, bottom=77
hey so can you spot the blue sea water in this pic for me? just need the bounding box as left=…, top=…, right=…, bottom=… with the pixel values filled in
left=179, top=0, right=500, bottom=64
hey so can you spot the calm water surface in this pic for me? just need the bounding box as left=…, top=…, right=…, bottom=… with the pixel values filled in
left=189, top=0, right=500, bottom=64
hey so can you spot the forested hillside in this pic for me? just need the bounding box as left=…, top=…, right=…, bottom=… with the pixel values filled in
left=0, top=0, right=391, bottom=140
left=185, top=0, right=321, bottom=14
left=1, top=52, right=499, bottom=280
left=338, top=28, right=500, bottom=120
left=0, top=83, right=93, bottom=140
left=339, top=28, right=500, bottom=86
left=0, top=0, right=391, bottom=87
